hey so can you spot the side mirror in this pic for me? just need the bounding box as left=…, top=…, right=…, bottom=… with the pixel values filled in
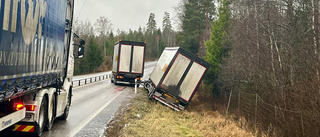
left=80, top=39, right=85, bottom=46
left=78, top=45, right=85, bottom=59
left=77, top=39, right=85, bottom=59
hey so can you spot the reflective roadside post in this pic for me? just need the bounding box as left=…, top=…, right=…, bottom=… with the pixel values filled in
left=135, top=78, right=137, bottom=94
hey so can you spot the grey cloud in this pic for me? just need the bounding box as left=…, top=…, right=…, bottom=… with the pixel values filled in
left=74, top=0, right=180, bottom=32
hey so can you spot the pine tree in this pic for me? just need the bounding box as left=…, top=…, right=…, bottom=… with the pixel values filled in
left=162, top=12, right=175, bottom=47
left=204, top=0, right=231, bottom=94
left=176, top=0, right=215, bottom=54
left=137, top=26, right=144, bottom=41
left=105, top=32, right=115, bottom=56
left=145, top=13, right=160, bottom=59
left=87, top=37, right=103, bottom=72
left=162, top=12, right=172, bottom=31
left=146, top=13, right=157, bottom=33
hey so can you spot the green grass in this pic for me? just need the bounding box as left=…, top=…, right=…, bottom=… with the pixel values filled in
left=105, top=88, right=254, bottom=137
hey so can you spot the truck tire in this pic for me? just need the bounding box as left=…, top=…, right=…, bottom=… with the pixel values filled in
left=113, top=75, right=118, bottom=85
left=144, top=81, right=150, bottom=90
left=60, top=91, right=71, bottom=120
left=45, top=94, right=56, bottom=131
left=36, top=96, right=48, bottom=136
left=111, top=75, right=114, bottom=83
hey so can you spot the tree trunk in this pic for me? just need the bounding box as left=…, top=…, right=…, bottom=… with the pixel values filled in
left=312, top=0, right=320, bottom=93
left=270, top=35, right=277, bottom=87
left=255, top=1, right=260, bottom=70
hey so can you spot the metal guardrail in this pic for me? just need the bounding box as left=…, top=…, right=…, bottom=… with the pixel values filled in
left=72, top=74, right=112, bottom=87
left=71, top=62, right=156, bottom=88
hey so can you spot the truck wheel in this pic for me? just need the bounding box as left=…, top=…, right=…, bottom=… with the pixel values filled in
left=36, top=96, right=48, bottom=136
left=144, top=82, right=150, bottom=90
left=111, top=75, right=114, bottom=83
left=60, top=91, right=71, bottom=120
left=113, top=75, right=118, bottom=85
left=45, top=95, right=56, bottom=131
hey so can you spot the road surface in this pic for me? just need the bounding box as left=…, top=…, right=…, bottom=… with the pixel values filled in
left=0, top=61, right=156, bottom=137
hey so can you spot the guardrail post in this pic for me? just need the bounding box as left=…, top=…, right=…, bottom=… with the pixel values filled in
left=90, top=78, right=92, bottom=83
left=85, top=79, right=87, bottom=84
left=135, top=79, right=137, bottom=94
left=78, top=80, right=80, bottom=86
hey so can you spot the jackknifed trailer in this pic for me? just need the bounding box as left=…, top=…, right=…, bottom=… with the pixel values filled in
left=144, top=47, right=209, bottom=111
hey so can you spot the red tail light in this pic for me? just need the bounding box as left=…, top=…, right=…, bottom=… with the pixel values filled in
left=14, top=103, right=24, bottom=111
left=25, top=105, right=36, bottom=111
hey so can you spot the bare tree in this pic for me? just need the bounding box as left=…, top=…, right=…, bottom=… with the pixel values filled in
left=94, top=16, right=112, bottom=36
left=94, top=16, right=112, bottom=57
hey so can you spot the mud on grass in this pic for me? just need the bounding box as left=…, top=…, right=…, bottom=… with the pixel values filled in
left=104, top=87, right=254, bottom=137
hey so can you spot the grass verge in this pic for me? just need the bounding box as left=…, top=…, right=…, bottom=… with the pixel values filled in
left=105, top=87, right=254, bottom=137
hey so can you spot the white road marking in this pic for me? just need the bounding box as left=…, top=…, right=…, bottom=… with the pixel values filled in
left=69, top=88, right=125, bottom=137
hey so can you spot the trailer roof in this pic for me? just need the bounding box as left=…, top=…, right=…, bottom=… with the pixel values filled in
left=115, top=40, right=146, bottom=46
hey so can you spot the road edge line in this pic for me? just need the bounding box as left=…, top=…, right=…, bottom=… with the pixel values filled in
left=69, top=88, right=124, bottom=137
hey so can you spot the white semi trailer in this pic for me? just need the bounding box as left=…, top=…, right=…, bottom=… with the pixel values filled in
left=145, top=47, right=209, bottom=111
left=111, top=40, right=146, bottom=85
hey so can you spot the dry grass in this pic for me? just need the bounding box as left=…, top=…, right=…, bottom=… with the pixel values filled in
left=105, top=87, right=254, bottom=137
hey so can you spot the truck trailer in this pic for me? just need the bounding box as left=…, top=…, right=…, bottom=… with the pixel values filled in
left=111, top=40, right=146, bottom=85
left=0, top=0, right=84, bottom=136
left=145, top=47, right=209, bottom=111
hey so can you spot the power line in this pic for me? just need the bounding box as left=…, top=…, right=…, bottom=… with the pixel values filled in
left=75, top=0, right=88, bottom=23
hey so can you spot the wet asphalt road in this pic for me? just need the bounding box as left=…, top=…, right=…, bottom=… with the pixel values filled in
left=0, top=62, right=156, bottom=137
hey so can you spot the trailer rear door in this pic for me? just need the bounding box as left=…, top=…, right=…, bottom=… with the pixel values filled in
left=161, top=54, right=191, bottom=97
left=179, top=62, right=207, bottom=101
left=131, top=45, right=145, bottom=74
left=119, top=44, right=132, bottom=73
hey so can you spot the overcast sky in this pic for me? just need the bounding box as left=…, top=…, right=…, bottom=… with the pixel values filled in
left=74, top=0, right=181, bottom=33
